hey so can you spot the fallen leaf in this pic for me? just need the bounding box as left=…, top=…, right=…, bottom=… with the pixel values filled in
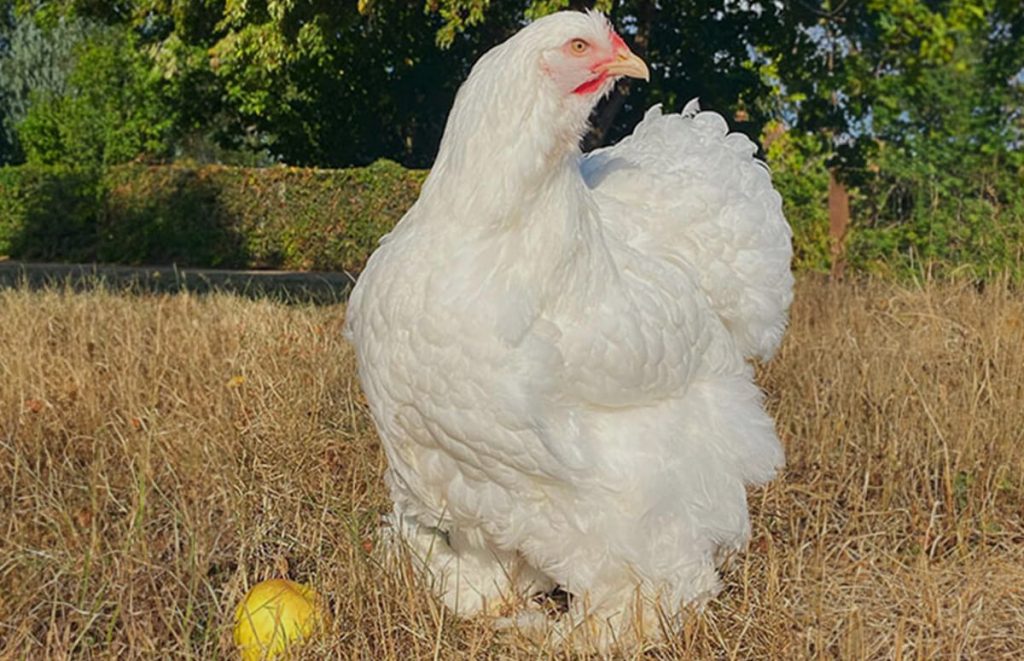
left=75, top=507, right=94, bottom=529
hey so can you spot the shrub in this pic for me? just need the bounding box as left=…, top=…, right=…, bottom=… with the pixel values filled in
left=0, top=14, right=97, bottom=164
left=16, top=24, right=176, bottom=169
left=2, top=156, right=1020, bottom=282
left=0, top=159, right=425, bottom=272
left=763, top=123, right=832, bottom=274
left=0, top=164, right=102, bottom=260
left=850, top=141, right=1024, bottom=282
left=100, top=159, right=425, bottom=271
left=765, top=120, right=1024, bottom=282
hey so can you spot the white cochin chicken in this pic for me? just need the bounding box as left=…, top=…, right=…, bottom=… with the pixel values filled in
left=345, top=9, right=792, bottom=647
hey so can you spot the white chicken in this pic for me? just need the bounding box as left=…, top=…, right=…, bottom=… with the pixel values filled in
left=345, top=10, right=792, bottom=646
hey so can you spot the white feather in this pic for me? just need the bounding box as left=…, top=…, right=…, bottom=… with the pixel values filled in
left=345, top=10, right=792, bottom=648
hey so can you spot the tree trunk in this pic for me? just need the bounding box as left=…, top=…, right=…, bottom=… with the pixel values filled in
left=828, top=169, right=850, bottom=279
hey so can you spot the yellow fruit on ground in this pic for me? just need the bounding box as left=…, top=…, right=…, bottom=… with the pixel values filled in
left=233, top=579, right=327, bottom=661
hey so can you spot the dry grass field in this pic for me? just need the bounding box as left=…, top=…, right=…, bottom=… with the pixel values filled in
left=1, top=275, right=1022, bottom=659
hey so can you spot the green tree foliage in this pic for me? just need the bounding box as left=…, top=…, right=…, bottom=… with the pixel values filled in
left=0, top=11, right=95, bottom=162
left=0, top=0, right=1021, bottom=278
left=16, top=23, right=176, bottom=168
left=763, top=123, right=832, bottom=273
left=423, top=0, right=788, bottom=146
left=204, top=2, right=465, bottom=166
left=773, top=0, right=1024, bottom=277
left=850, top=25, right=1024, bottom=278
left=16, top=0, right=533, bottom=167
left=767, top=0, right=1023, bottom=168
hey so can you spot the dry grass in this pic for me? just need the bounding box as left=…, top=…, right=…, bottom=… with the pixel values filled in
left=1, top=275, right=1022, bottom=659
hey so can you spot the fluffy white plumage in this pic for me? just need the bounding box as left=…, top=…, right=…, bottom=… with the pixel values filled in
left=345, top=10, right=793, bottom=647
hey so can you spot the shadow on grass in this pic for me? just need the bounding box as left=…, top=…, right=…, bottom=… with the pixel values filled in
left=0, top=261, right=353, bottom=305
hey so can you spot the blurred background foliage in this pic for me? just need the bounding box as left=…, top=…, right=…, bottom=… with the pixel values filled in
left=0, top=0, right=1021, bottom=279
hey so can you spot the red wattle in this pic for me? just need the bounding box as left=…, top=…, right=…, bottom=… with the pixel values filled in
left=573, top=72, right=610, bottom=95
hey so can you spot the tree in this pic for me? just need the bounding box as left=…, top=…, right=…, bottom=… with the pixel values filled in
left=29, top=0, right=798, bottom=167
left=0, top=10, right=95, bottom=162
left=15, top=23, right=176, bottom=168
left=744, top=0, right=1023, bottom=276
left=31, top=0, right=524, bottom=166
left=422, top=0, right=787, bottom=149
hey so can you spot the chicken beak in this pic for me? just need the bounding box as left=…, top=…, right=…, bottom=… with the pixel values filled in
left=599, top=49, right=650, bottom=82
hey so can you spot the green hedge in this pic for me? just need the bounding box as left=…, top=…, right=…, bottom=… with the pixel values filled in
left=0, top=160, right=426, bottom=273
left=2, top=158, right=1021, bottom=282
left=0, top=165, right=104, bottom=262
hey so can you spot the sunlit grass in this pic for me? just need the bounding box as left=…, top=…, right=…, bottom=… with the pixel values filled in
left=1, top=275, right=1022, bottom=658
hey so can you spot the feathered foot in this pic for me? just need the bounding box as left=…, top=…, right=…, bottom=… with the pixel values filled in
left=378, top=511, right=553, bottom=617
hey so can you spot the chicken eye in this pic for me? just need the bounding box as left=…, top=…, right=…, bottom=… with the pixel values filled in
left=569, top=39, right=589, bottom=55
